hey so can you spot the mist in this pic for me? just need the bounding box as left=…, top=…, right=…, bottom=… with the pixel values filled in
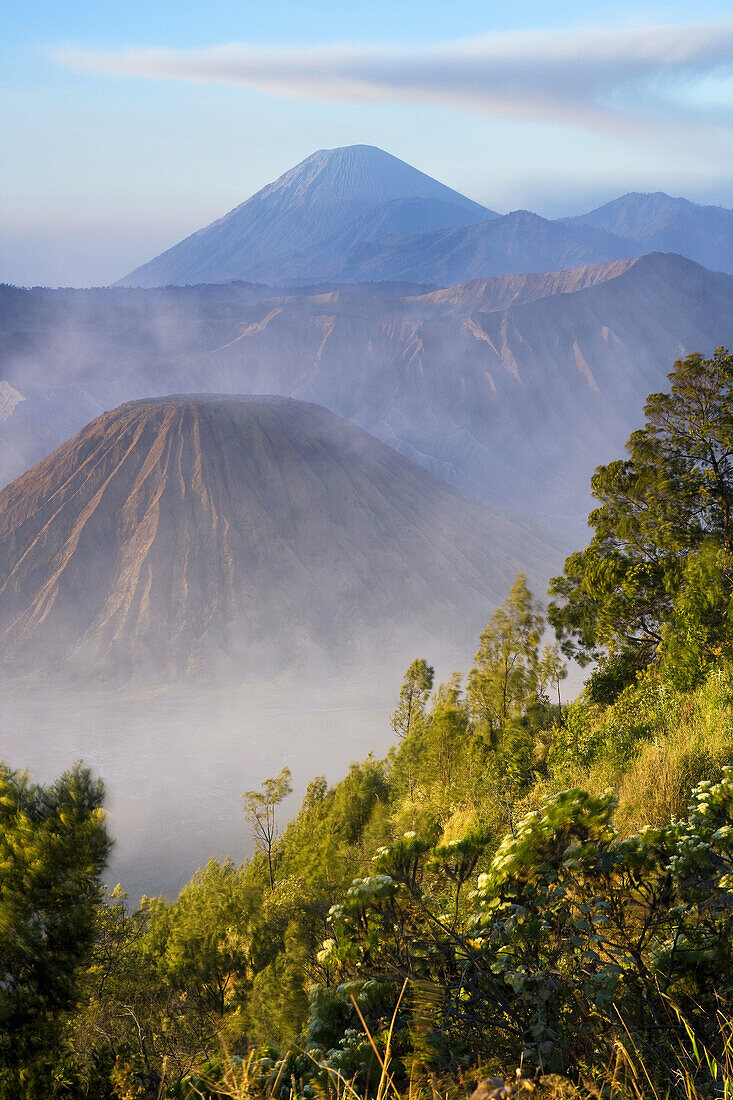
left=0, top=379, right=566, bottom=903
left=5, top=264, right=730, bottom=533
left=0, top=667, right=400, bottom=901
left=0, top=256, right=722, bottom=905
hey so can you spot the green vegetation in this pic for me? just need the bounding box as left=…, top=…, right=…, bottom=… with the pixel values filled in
left=549, top=346, right=733, bottom=696
left=3, top=349, right=733, bottom=1099
left=0, top=764, right=110, bottom=1097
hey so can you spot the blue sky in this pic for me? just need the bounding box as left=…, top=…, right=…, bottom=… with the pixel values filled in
left=3, top=0, right=733, bottom=286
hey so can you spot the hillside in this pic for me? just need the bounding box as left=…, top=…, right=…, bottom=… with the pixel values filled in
left=336, top=208, right=636, bottom=283
left=0, top=395, right=553, bottom=679
left=3, top=253, right=731, bottom=529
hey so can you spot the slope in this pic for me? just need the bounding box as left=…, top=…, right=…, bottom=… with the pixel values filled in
left=3, top=254, right=732, bottom=529
left=337, top=210, right=637, bottom=284
left=116, top=145, right=495, bottom=288
left=0, top=395, right=554, bottom=680
left=565, top=192, right=733, bottom=274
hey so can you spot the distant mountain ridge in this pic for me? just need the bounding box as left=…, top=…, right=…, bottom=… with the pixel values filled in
left=564, top=192, right=733, bottom=275
left=337, top=210, right=635, bottom=284
left=0, top=395, right=554, bottom=680
left=114, top=146, right=733, bottom=288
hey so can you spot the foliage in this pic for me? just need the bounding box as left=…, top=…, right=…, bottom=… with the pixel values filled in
left=0, top=763, right=110, bottom=1098
left=7, top=640, right=733, bottom=1098
left=318, top=765, right=733, bottom=1095
left=391, top=659, right=434, bottom=741
left=468, top=575, right=545, bottom=745
left=549, top=347, right=733, bottom=693
left=243, top=767, right=293, bottom=889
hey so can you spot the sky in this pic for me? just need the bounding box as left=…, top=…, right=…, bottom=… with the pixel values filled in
left=2, top=0, right=733, bottom=287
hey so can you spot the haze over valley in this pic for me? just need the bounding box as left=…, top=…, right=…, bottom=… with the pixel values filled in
left=2, top=142, right=732, bottom=896
left=2, top=249, right=732, bottom=528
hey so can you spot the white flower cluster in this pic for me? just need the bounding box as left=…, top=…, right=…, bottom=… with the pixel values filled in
left=346, top=874, right=395, bottom=901
left=316, top=938, right=337, bottom=965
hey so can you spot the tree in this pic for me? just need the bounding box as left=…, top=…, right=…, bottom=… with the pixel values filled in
left=391, top=659, right=435, bottom=802
left=0, top=762, right=110, bottom=1096
left=391, top=659, right=434, bottom=741
left=468, top=574, right=544, bottom=744
left=537, top=642, right=568, bottom=715
left=426, top=674, right=470, bottom=793
left=243, top=767, right=292, bottom=889
left=549, top=347, right=733, bottom=689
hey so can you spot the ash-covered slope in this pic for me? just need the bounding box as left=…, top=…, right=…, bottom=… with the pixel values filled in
left=117, top=146, right=494, bottom=288
left=415, top=258, right=637, bottom=311
left=0, top=396, right=553, bottom=680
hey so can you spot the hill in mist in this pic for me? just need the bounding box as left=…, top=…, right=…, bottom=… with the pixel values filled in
left=335, top=209, right=635, bottom=283
left=565, top=192, right=733, bottom=274
left=0, top=395, right=554, bottom=681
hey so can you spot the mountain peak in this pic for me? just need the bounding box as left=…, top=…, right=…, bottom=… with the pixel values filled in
left=116, top=147, right=495, bottom=288
left=564, top=191, right=733, bottom=268
left=569, top=191, right=703, bottom=237
left=237, top=143, right=490, bottom=215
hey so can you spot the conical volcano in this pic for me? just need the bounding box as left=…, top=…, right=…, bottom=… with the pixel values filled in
left=0, top=395, right=553, bottom=680
left=116, top=145, right=494, bottom=288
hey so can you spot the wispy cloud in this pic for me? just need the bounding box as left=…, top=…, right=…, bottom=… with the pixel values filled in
left=54, top=23, right=733, bottom=139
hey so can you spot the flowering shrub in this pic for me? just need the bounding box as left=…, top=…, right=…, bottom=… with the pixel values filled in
left=316, top=768, right=733, bottom=1091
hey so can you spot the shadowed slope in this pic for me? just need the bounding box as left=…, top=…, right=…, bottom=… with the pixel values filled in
left=565, top=192, right=733, bottom=274
left=337, top=209, right=636, bottom=284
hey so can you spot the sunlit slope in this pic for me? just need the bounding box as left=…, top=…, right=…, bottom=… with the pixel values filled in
left=0, top=395, right=554, bottom=679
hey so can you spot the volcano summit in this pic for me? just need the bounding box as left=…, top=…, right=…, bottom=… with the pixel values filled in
left=116, top=145, right=495, bottom=288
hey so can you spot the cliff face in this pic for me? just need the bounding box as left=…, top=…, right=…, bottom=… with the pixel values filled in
left=0, top=395, right=554, bottom=680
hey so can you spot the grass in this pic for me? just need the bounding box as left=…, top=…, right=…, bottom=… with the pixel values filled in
left=174, top=994, right=733, bottom=1100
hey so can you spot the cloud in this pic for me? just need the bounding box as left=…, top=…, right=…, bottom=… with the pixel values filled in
left=54, top=23, right=733, bottom=139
